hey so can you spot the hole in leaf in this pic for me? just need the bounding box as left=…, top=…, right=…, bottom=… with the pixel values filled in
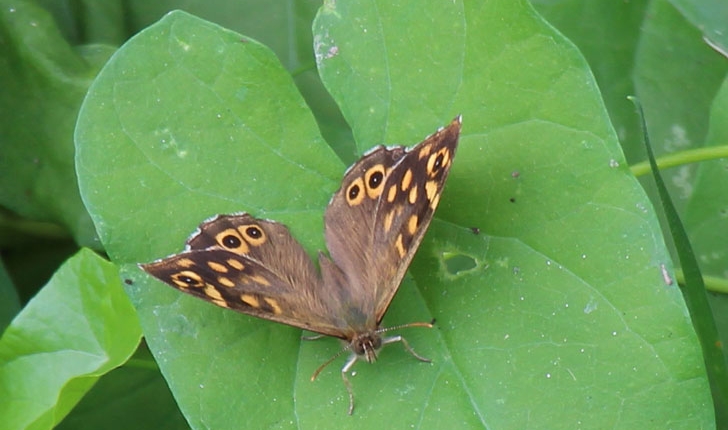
left=442, top=252, right=477, bottom=275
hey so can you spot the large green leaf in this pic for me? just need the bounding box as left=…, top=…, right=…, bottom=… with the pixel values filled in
left=0, top=249, right=141, bottom=430
left=311, top=0, right=712, bottom=427
left=76, top=10, right=341, bottom=429
left=75, top=2, right=712, bottom=430
left=532, top=3, right=728, bottom=420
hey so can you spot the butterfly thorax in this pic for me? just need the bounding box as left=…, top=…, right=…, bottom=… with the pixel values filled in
left=350, top=331, right=383, bottom=363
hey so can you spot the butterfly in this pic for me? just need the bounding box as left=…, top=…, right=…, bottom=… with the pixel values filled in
left=140, top=116, right=461, bottom=413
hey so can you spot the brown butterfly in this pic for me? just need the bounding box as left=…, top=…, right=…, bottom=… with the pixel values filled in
left=140, top=116, right=461, bottom=414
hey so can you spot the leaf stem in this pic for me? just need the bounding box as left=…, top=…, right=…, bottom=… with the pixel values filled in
left=630, top=145, right=728, bottom=177
left=676, top=270, right=728, bottom=295
left=0, top=213, right=69, bottom=240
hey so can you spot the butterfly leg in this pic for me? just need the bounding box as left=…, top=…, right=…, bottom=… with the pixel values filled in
left=301, top=334, right=326, bottom=341
left=382, top=335, right=431, bottom=363
left=340, top=354, right=359, bottom=415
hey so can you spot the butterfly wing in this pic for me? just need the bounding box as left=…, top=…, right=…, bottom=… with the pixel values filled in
left=141, top=214, right=348, bottom=338
left=323, top=117, right=461, bottom=327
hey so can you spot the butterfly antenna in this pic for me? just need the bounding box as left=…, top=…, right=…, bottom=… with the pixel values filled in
left=375, top=318, right=435, bottom=334
left=310, top=345, right=352, bottom=382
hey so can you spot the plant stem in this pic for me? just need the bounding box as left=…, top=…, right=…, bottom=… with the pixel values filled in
left=630, top=145, right=728, bottom=177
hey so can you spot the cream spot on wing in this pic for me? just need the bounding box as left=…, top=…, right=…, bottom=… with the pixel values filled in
left=383, top=210, right=395, bottom=233
left=212, top=298, right=229, bottom=308
left=250, top=274, right=271, bottom=287
left=178, top=258, right=195, bottom=268
left=226, top=259, right=245, bottom=271
left=241, top=294, right=260, bottom=308
left=204, top=284, right=224, bottom=301
left=395, top=234, right=406, bottom=257
left=425, top=180, right=438, bottom=201
left=408, top=185, right=418, bottom=204
left=418, top=144, right=432, bottom=159
left=401, top=169, right=413, bottom=190
left=387, top=184, right=397, bottom=203
left=264, top=298, right=283, bottom=315
left=217, top=276, right=235, bottom=288
left=207, top=261, right=228, bottom=273
left=430, top=192, right=441, bottom=209
left=407, top=215, right=418, bottom=235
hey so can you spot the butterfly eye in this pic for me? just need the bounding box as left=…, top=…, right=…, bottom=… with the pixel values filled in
left=215, top=229, right=249, bottom=254
left=240, top=224, right=267, bottom=246
left=171, top=270, right=204, bottom=288
left=222, top=234, right=242, bottom=248
left=427, top=148, right=450, bottom=177
left=364, top=164, right=386, bottom=199
left=345, top=178, right=365, bottom=206
left=368, top=170, right=383, bottom=188
left=434, top=154, right=444, bottom=170
left=348, top=184, right=360, bottom=199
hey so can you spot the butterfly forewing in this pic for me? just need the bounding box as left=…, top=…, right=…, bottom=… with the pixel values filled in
left=370, top=118, right=461, bottom=322
left=141, top=216, right=347, bottom=338
left=323, top=117, right=461, bottom=326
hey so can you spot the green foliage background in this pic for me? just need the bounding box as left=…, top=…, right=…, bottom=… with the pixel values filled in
left=1, top=0, right=726, bottom=429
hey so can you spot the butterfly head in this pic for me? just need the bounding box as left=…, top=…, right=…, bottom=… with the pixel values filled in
left=350, top=331, right=383, bottom=363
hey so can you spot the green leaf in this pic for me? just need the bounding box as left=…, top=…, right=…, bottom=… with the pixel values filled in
left=0, top=260, right=21, bottom=332
left=0, top=249, right=142, bottom=430
left=633, top=0, right=728, bottom=213
left=314, top=0, right=466, bottom=151
left=531, top=0, right=649, bottom=162
left=313, top=0, right=713, bottom=427
left=0, top=1, right=113, bottom=246
left=76, top=10, right=341, bottom=429
left=684, top=77, right=728, bottom=281
left=57, top=347, right=187, bottom=430
left=75, top=2, right=713, bottom=429
left=123, top=0, right=357, bottom=160
left=635, top=94, right=728, bottom=427
left=670, top=0, right=728, bottom=56
left=124, top=0, right=320, bottom=71
left=528, top=1, right=728, bottom=426
left=684, top=78, right=728, bottom=422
